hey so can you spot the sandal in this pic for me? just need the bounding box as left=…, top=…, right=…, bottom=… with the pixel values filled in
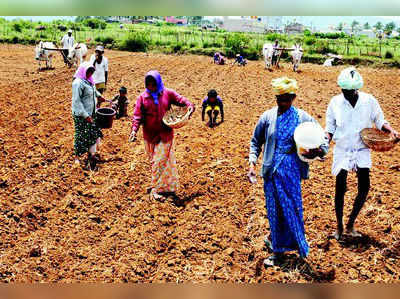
left=263, top=254, right=284, bottom=267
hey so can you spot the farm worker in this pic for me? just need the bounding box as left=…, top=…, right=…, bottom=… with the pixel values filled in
left=323, top=58, right=335, bottom=67
left=129, top=70, right=195, bottom=201
left=201, top=89, right=224, bottom=128
left=272, top=39, right=280, bottom=66
left=248, top=77, right=328, bottom=266
left=71, top=62, right=107, bottom=171
left=233, top=54, right=247, bottom=66
left=325, top=67, right=399, bottom=240
left=60, top=29, right=74, bottom=65
left=89, top=45, right=109, bottom=94
left=112, top=86, right=130, bottom=119
left=213, top=52, right=225, bottom=65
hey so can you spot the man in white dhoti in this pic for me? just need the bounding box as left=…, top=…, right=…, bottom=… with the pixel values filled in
left=325, top=67, right=399, bottom=240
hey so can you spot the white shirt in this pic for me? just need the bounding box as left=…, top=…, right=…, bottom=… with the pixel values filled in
left=61, top=34, right=74, bottom=49
left=89, top=54, right=109, bottom=84
left=323, top=58, right=334, bottom=66
left=326, top=92, right=388, bottom=175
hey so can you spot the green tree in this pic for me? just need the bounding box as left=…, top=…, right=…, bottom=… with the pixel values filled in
left=384, top=21, right=396, bottom=35
left=374, top=21, right=383, bottom=31
left=75, top=16, right=91, bottom=23
left=351, top=20, right=359, bottom=32
left=363, top=22, right=370, bottom=29
left=336, top=22, right=344, bottom=31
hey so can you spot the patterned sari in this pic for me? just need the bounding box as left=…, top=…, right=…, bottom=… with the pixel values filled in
left=264, top=106, right=309, bottom=258
left=145, top=140, right=179, bottom=193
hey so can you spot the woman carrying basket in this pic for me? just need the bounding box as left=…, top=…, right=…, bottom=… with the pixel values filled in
left=248, top=77, right=329, bottom=266
left=325, top=67, right=399, bottom=240
left=129, top=70, right=195, bottom=201
left=72, top=62, right=107, bottom=171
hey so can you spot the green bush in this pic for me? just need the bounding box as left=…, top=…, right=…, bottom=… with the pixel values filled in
left=225, top=33, right=250, bottom=55
left=304, top=36, right=316, bottom=45
left=95, top=36, right=102, bottom=42
left=12, top=23, right=23, bottom=33
left=83, top=18, right=107, bottom=30
left=173, top=43, right=184, bottom=52
left=313, top=32, right=347, bottom=39
left=243, top=47, right=260, bottom=60
left=120, top=32, right=150, bottom=52
left=385, top=51, right=394, bottom=59
left=101, top=36, right=115, bottom=44
left=8, top=35, right=20, bottom=44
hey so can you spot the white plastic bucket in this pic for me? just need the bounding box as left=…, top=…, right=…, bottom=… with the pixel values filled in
left=294, top=121, right=326, bottom=162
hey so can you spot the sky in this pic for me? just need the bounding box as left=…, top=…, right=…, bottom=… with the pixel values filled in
left=2, top=16, right=400, bottom=30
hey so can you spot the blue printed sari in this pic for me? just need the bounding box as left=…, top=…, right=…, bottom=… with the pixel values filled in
left=264, top=106, right=309, bottom=258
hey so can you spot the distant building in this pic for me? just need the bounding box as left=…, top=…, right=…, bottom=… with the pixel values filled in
left=165, top=16, right=187, bottom=25
left=285, top=22, right=305, bottom=35
left=220, top=16, right=266, bottom=33
left=108, top=16, right=131, bottom=24
left=358, top=29, right=376, bottom=38
left=261, top=16, right=284, bottom=31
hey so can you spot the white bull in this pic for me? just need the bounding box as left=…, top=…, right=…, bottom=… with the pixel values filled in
left=291, top=46, right=303, bottom=72
left=262, top=43, right=274, bottom=69
left=34, top=41, right=56, bottom=70
left=67, top=43, right=88, bottom=67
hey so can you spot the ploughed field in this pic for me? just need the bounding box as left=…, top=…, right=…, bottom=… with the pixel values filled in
left=0, top=44, right=399, bottom=282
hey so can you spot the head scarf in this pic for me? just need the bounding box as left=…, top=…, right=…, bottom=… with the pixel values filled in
left=145, top=70, right=164, bottom=105
left=75, top=61, right=95, bottom=85
left=337, top=67, right=363, bottom=90
left=271, top=77, right=298, bottom=95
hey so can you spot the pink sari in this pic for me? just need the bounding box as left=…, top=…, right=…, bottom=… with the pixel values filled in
left=145, top=140, right=179, bottom=193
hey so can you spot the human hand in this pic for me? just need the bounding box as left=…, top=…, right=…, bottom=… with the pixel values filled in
left=188, top=106, right=195, bottom=119
left=247, top=165, right=257, bottom=184
left=301, top=148, right=320, bottom=159
left=129, top=130, right=137, bottom=142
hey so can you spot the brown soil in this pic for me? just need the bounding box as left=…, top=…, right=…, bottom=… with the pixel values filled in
left=0, top=44, right=399, bottom=282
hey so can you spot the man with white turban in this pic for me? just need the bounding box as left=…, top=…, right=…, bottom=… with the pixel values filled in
left=325, top=67, right=399, bottom=240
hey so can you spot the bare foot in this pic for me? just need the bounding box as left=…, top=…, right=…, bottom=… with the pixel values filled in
left=150, top=190, right=166, bottom=201
left=346, top=227, right=362, bottom=237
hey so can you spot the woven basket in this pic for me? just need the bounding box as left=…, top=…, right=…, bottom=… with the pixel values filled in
left=162, top=105, right=191, bottom=129
left=360, top=128, right=397, bottom=152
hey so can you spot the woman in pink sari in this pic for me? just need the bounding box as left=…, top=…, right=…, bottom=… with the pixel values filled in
left=129, top=70, right=195, bottom=200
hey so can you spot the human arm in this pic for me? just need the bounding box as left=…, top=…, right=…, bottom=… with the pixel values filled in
left=71, top=81, right=90, bottom=119
left=104, top=58, right=109, bottom=85
left=201, top=101, right=206, bottom=122
left=248, top=115, right=268, bottom=178
left=219, top=98, right=224, bottom=122
left=169, top=89, right=195, bottom=118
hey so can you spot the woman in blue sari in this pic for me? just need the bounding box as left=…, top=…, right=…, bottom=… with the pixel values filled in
left=248, top=77, right=328, bottom=266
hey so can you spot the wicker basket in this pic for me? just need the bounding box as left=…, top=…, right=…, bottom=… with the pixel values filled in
left=360, top=128, right=398, bottom=152
left=162, top=105, right=191, bottom=129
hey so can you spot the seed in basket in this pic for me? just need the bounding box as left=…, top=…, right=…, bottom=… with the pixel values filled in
left=360, top=128, right=397, bottom=152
